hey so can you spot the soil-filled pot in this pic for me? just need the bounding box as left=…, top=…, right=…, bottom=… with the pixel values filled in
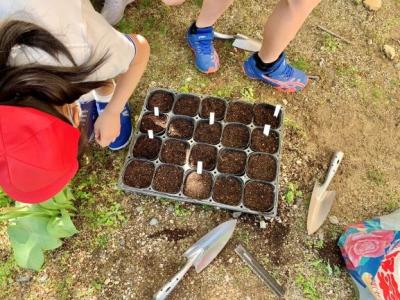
left=183, top=171, right=213, bottom=199
left=189, top=144, right=218, bottom=171
left=173, top=94, right=200, bottom=117
left=167, top=117, right=194, bottom=139
left=243, top=181, right=274, bottom=212
left=217, top=149, right=247, bottom=175
left=132, top=135, right=162, bottom=160
left=153, top=164, right=184, bottom=194
left=200, top=97, right=226, bottom=120
left=250, top=129, right=279, bottom=154
left=221, top=123, right=250, bottom=149
left=123, top=160, right=154, bottom=188
left=146, top=90, right=174, bottom=113
left=160, top=139, right=189, bottom=166
left=212, top=176, right=242, bottom=206
left=247, top=153, right=277, bottom=181
left=253, top=104, right=282, bottom=129
left=194, top=121, right=222, bottom=145
left=139, top=113, right=168, bottom=134
left=225, top=101, right=253, bottom=124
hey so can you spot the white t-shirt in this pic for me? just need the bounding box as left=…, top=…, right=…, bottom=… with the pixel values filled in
left=0, top=0, right=135, bottom=81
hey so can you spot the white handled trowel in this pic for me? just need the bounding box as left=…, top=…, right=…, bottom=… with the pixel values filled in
left=214, top=31, right=262, bottom=52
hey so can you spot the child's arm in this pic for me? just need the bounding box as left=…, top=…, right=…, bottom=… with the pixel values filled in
left=94, top=34, right=150, bottom=147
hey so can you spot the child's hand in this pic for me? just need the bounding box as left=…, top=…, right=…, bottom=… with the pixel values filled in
left=94, top=110, right=121, bottom=147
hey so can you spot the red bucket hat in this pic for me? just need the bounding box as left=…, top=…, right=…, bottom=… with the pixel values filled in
left=0, top=106, right=80, bottom=203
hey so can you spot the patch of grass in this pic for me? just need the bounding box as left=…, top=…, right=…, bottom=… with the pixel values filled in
left=83, top=202, right=126, bottom=228
left=311, top=259, right=341, bottom=277
left=240, top=87, right=255, bottom=101
left=313, top=239, right=325, bottom=250
left=0, top=257, right=16, bottom=288
left=174, top=203, right=191, bottom=217
left=291, top=57, right=311, bottom=72
left=295, top=274, right=321, bottom=300
left=235, top=230, right=251, bottom=247
left=321, top=33, right=341, bottom=52
left=336, top=66, right=358, bottom=77
left=284, top=182, right=303, bottom=205
left=371, top=86, right=384, bottom=101
left=215, top=86, right=234, bottom=98
left=384, top=191, right=400, bottom=212
left=367, top=169, right=385, bottom=186
left=200, top=204, right=214, bottom=211
left=0, top=189, right=12, bottom=208
left=284, top=117, right=307, bottom=138
left=94, top=234, right=109, bottom=249
left=55, top=274, right=74, bottom=300
left=138, top=0, right=152, bottom=9
left=117, top=17, right=134, bottom=34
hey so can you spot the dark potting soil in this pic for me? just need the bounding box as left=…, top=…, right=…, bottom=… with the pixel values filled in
left=189, top=144, right=217, bottom=170
left=194, top=121, right=222, bottom=145
left=200, top=97, right=226, bottom=120
left=160, top=139, right=188, bottom=166
left=221, top=124, right=250, bottom=149
left=146, top=90, right=174, bottom=113
left=217, top=149, right=247, bottom=175
left=253, top=104, right=281, bottom=129
left=123, top=160, right=154, bottom=188
left=132, top=136, right=162, bottom=160
left=250, top=129, right=279, bottom=154
left=243, top=181, right=274, bottom=212
left=212, top=176, right=242, bottom=206
left=247, top=154, right=277, bottom=181
left=173, top=95, right=200, bottom=117
left=153, top=164, right=184, bottom=194
left=183, top=171, right=213, bottom=199
left=225, top=101, right=253, bottom=124
left=167, top=118, right=194, bottom=139
left=139, top=113, right=167, bottom=134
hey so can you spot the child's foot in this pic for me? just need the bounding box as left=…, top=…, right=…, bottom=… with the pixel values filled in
left=186, top=23, right=220, bottom=74
left=243, top=52, right=308, bottom=93
left=101, top=0, right=135, bottom=25
left=96, top=102, right=133, bottom=150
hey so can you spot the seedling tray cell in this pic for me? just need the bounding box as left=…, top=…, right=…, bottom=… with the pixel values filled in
left=119, top=88, right=284, bottom=218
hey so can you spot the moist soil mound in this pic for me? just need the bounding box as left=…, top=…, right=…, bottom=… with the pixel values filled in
left=243, top=181, right=274, bottom=212
left=123, top=160, right=154, bottom=188
left=132, top=136, right=162, bottom=160
left=167, top=118, right=194, bottom=139
left=217, top=149, right=247, bottom=175
left=147, top=90, right=174, bottom=112
left=153, top=164, right=184, bottom=194
left=247, top=154, right=277, bottom=181
left=194, top=121, right=222, bottom=145
left=183, top=171, right=213, bottom=199
left=221, top=124, right=250, bottom=149
left=253, top=104, right=281, bottom=129
left=139, top=113, right=167, bottom=134
left=225, top=101, right=253, bottom=124
left=189, top=144, right=217, bottom=170
left=160, top=139, right=188, bottom=166
left=212, top=176, right=242, bottom=206
left=200, top=97, right=226, bottom=120
left=250, top=129, right=279, bottom=153
left=173, top=95, right=200, bottom=117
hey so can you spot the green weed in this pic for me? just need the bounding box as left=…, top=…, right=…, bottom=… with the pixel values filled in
left=174, top=203, right=191, bottom=217
left=0, top=189, right=12, bottom=208
left=291, top=57, right=311, bottom=72
left=284, top=182, right=303, bottom=205
left=240, top=87, right=255, bottom=101
left=367, top=169, right=385, bottom=186
left=0, top=257, right=16, bottom=288
left=95, top=234, right=109, bottom=249
left=117, top=17, right=134, bottom=34
left=322, top=33, right=341, bottom=52
left=295, top=274, right=321, bottom=300
left=83, top=202, right=126, bottom=228
left=284, top=117, right=307, bottom=138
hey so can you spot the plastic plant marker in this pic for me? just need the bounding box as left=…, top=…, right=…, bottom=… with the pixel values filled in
left=154, top=107, right=160, bottom=117
left=197, top=161, right=203, bottom=175
left=273, top=105, right=281, bottom=118
left=263, top=125, right=271, bottom=136
left=209, top=112, right=215, bottom=125
left=148, top=130, right=154, bottom=139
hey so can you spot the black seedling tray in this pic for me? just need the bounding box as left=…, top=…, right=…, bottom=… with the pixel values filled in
left=119, top=88, right=284, bottom=218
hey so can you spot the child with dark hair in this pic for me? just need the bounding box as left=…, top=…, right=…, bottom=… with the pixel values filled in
left=0, top=0, right=150, bottom=203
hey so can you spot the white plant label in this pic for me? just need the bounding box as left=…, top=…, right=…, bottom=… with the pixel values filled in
left=263, top=124, right=271, bottom=136
left=148, top=130, right=154, bottom=139
left=274, top=105, right=281, bottom=118
left=154, top=107, right=160, bottom=117
left=197, top=161, right=203, bottom=175
left=209, top=112, right=215, bottom=125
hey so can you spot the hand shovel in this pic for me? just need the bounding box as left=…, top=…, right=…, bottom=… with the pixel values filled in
left=153, top=219, right=237, bottom=300
left=214, top=31, right=262, bottom=52
left=307, top=151, right=344, bottom=235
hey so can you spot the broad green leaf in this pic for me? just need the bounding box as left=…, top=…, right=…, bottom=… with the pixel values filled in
left=10, top=235, right=44, bottom=271
left=47, top=210, right=78, bottom=239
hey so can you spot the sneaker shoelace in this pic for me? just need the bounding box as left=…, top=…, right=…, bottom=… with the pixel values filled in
left=195, top=36, right=213, bottom=55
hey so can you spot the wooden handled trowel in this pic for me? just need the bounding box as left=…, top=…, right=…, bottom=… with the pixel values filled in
left=307, top=151, right=344, bottom=235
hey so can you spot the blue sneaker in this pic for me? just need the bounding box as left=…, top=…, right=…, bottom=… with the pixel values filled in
left=243, top=53, right=308, bottom=93
left=96, top=102, right=133, bottom=151
left=186, top=24, right=220, bottom=74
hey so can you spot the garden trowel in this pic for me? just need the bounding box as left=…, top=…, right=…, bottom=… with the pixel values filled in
left=214, top=31, right=262, bottom=52
left=307, top=151, right=344, bottom=235
left=153, top=219, right=237, bottom=300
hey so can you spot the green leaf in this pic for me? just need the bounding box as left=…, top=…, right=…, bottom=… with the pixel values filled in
left=47, top=210, right=78, bottom=239
left=10, top=235, right=44, bottom=271
left=285, top=190, right=295, bottom=204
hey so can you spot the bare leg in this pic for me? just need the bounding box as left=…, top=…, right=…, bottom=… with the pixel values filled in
left=196, top=0, right=233, bottom=28
left=258, top=0, right=321, bottom=63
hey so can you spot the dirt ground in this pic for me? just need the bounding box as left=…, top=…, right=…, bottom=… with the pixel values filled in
left=1, top=0, right=400, bottom=299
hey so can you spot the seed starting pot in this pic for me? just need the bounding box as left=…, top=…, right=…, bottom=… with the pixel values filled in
left=119, top=88, right=284, bottom=218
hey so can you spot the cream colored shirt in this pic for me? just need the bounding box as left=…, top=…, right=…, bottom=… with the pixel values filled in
left=0, top=0, right=135, bottom=81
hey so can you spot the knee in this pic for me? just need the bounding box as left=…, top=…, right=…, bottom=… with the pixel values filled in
left=161, top=0, right=186, bottom=6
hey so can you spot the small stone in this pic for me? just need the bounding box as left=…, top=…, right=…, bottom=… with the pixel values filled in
left=16, top=274, right=31, bottom=284
left=296, top=160, right=302, bottom=165
left=260, top=220, right=267, bottom=229
left=104, top=278, right=111, bottom=285
left=383, top=45, right=396, bottom=60
left=228, top=257, right=234, bottom=263
left=38, top=273, right=48, bottom=283
left=329, top=215, right=340, bottom=225
left=368, top=39, right=373, bottom=45
left=136, top=206, right=144, bottom=213
left=149, top=218, right=159, bottom=226
left=232, top=212, right=242, bottom=218
left=363, top=0, right=382, bottom=10
left=282, top=99, right=288, bottom=106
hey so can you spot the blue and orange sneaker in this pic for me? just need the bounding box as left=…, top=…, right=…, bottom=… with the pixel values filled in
left=96, top=102, right=133, bottom=151
left=186, top=24, right=220, bottom=74
left=243, top=52, right=308, bottom=93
